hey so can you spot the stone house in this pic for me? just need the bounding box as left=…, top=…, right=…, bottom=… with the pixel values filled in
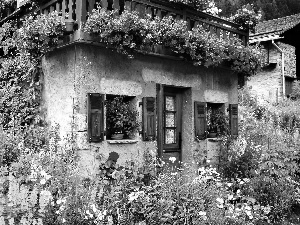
left=248, top=14, right=300, bottom=103
left=2, top=0, right=247, bottom=175
left=281, top=18, right=300, bottom=81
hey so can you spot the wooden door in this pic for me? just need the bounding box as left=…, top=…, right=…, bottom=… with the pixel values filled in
left=157, top=85, right=183, bottom=168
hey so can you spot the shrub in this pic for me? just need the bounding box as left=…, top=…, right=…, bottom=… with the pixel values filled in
left=290, top=80, right=300, bottom=100
left=219, top=100, right=300, bottom=223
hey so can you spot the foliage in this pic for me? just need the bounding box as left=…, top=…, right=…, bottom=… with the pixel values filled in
left=105, top=96, right=139, bottom=137
left=215, top=0, right=300, bottom=21
left=0, top=11, right=65, bottom=129
left=13, top=12, right=65, bottom=59
left=0, top=0, right=16, bottom=11
left=230, top=4, right=262, bottom=32
left=84, top=7, right=262, bottom=76
left=290, top=80, right=300, bottom=100
left=219, top=88, right=300, bottom=223
left=0, top=144, right=270, bottom=225
left=207, top=107, right=228, bottom=135
left=168, top=0, right=222, bottom=15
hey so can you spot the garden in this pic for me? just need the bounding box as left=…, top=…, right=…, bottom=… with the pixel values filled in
left=1, top=1, right=300, bottom=225
left=1, top=87, right=300, bottom=224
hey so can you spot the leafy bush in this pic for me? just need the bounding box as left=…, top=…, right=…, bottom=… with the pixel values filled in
left=290, top=80, right=300, bottom=100
left=1, top=130, right=270, bottom=225
left=0, top=11, right=65, bottom=129
left=219, top=93, right=300, bottom=223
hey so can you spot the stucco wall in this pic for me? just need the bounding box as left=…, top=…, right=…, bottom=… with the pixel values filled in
left=42, top=43, right=238, bottom=176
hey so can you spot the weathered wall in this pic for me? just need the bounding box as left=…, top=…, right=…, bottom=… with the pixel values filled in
left=247, top=42, right=281, bottom=103
left=42, top=43, right=238, bottom=176
left=247, top=41, right=296, bottom=103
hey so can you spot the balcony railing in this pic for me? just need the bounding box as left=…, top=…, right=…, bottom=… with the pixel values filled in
left=1, top=0, right=249, bottom=46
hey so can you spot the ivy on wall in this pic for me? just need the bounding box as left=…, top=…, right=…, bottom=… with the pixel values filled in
left=84, top=8, right=262, bottom=76
left=0, top=11, right=65, bottom=128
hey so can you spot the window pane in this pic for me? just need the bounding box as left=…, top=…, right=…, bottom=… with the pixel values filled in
left=165, top=112, right=176, bottom=127
left=165, top=96, right=176, bottom=111
left=165, top=129, right=176, bottom=144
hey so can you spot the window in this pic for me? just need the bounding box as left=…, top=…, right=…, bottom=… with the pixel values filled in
left=194, top=101, right=238, bottom=140
left=207, top=103, right=226, bottom=137
left=87, top=94, right=156, bottom=142
left=105, top=95, right=138, bottom=140
left=163, top=92, right=182, bottom=150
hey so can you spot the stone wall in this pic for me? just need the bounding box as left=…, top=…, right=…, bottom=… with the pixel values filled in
left=42, top=43, right=238, bottom=176
left=247, top=41, right=296, bottom=103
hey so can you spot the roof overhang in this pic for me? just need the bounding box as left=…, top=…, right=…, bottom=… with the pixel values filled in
left=249, top=31, right=282, bottom=44
left=280, top=23, right=300, bottom=47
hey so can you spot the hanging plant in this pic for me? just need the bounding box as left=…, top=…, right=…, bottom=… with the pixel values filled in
left=231, top=4, right=262, bottom=33
left=84, top=7, right=262, bottom=75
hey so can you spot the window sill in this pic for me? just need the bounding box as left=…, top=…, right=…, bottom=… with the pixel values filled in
left=107, top=140, right=138, bottom=144
left=207, top=138, right=222, bottom=142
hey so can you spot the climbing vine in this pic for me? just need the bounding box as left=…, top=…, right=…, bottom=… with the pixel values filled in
left=84, top=8, right=261, bottom=75
left=0, top=11, right=65, bottom=128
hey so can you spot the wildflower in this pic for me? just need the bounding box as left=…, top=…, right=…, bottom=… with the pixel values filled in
left=199, top=211, right=207, bottom=220
left=169, top=157, right=176, bottom=163
left=243, top=178, right=250, bottom=183
left=216, top=197, right=224, bottom=208
left=199, top=211, right=206, bottom=216
left=228, top=194, right=234, bottom=200
left=8, top=217, right=14, bottom=225
left=40, top=170, right=51, bottom=184
left=0, top=217, right=5, bottom=225
left=57, top=197, right=66, bottom=205
left=86, top=209, right=93, bottom=218
left=18, top=142, right=24, bottom=150
left=262, top=205, right=271, bottom=214
left=107, top=216, right=113, bottom=225
left=91, top=204, right=98, bottom=213
left=97, top=210, right=107, bottom=221
left=28, top=170, right=38, bottom=182
left=40, top=178, right=47, bottom=185
left=128, top=191, right=144, bottom=202
left=40, top=190, right=52, bottom=203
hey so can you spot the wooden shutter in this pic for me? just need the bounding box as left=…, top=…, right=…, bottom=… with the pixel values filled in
left=142, top=97, right=156, bottom=141
left=229, top=104, right=238, bottom=138
left=194, top=102, right=207, bottom=140
left=88, top=93, right=104, bottom=142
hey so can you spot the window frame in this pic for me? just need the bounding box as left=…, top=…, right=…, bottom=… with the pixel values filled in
left=163, top=91, right=182, bottom=150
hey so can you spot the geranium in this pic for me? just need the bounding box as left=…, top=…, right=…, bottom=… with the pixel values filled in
left=0, top=0, right=16, bottom=10
left=84, top=7, right=261, bottom=76
left=231, top=4, right=262, bottom=33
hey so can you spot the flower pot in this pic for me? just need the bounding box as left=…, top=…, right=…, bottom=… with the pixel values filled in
left=111, top=133, right=124, bottom=140
left=65, top=20, right=75, bottom=33
left=207, top=132, right=217, bottom=138
left=127, top=133, right=136, bottom=140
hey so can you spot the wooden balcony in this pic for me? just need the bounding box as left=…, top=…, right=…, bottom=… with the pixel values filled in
left=1, top=0, right=249, bottom=49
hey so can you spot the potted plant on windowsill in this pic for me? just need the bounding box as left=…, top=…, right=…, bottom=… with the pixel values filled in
left=106, top=96, right=139, bottom=140
left=207, top=108, right=227, bottom=138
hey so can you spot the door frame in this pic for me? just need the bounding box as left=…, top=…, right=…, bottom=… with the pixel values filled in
left=156, top=84, right=183, bottom=161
